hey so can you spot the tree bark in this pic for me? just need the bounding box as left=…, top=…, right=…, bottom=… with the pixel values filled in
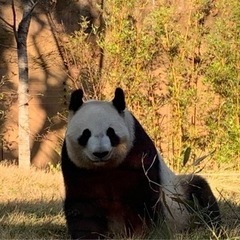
left=16, top=0, right=37, bottom=168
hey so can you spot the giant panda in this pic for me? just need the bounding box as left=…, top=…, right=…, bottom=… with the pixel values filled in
left=61, top=88, right=221, bottom=239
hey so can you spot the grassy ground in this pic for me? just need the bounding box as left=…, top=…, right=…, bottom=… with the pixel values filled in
left=0, top=164, right=239, bottom=239
left=0, top=164, right=67, bottom=239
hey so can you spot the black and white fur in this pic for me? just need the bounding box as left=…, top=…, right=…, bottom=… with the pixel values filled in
left=61, top=88, right=221, bottom=239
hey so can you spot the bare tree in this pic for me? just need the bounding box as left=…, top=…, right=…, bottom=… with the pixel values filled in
left=0, top=0, right=38, bottom=168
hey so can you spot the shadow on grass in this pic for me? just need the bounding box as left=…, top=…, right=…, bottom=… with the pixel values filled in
left=219, top=199, right=240, bottom=230
left=0, top=200, right=68, bottom=239
left=0, top=198, right=239, bottom=239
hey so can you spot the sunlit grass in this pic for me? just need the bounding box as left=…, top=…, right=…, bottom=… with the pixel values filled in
left=0, top=164, right=239, bottom=239
left=0, top=163, right=67, bottom=239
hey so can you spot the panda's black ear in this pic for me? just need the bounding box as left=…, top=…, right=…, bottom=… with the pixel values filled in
left=69, top=89, right=84, bottom=113
left=112, top=88, right=126, bottom=113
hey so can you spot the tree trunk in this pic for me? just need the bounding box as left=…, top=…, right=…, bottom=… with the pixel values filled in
left=16, top=0, right=37, bottom=168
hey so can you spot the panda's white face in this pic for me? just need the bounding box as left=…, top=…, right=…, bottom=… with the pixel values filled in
left=66, top=100, right=135, bottom=169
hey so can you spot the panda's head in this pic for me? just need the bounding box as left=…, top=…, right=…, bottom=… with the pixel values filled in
left=65, top=88, right=135, bottom=169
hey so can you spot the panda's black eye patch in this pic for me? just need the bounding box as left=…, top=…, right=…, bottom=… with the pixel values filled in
left=78, top=129, right=91, bottom=146
left=107, top=127, right=120, bottom=146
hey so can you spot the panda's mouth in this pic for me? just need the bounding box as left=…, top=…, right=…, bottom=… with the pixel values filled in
left=90, top=151, right=112, bottom=163
left=92, top=159, right=109, bottom=164
left=91, top=158, right=111, bottom=165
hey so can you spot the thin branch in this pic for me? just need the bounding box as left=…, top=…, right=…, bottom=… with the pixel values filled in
left=0, top=16, right=14, bottom=29
left=141, top=154, right=161, bottom=192
left=11, top=0, right=17, bottom=41
left=16, top=0, right=39, bottom=47
left=0, top=43, right=17, bottom=49
left=21, top=0, right=39, bottom=22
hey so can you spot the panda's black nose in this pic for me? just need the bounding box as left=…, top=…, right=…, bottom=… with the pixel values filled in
left=93, top=151, right=109, bottom=159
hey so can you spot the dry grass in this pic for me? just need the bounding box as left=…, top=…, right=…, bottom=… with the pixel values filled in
left=0, top=164, right=66, bottom=239
left=202, top=173, right=240, bottom=238
left=0, top=164, right=239, bottom=239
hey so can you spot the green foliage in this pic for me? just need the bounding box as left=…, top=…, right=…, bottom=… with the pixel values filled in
left=204, top=0, right=240, bottom=165
left=61, top=0, right=240, bottom=171
left=158, top=0, right=214, bottom=171
left=63, top=26, right=102, bottom=98
left=100, top=0, right=171, bottom=147
left=46, top=162, right=61, bottom=173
